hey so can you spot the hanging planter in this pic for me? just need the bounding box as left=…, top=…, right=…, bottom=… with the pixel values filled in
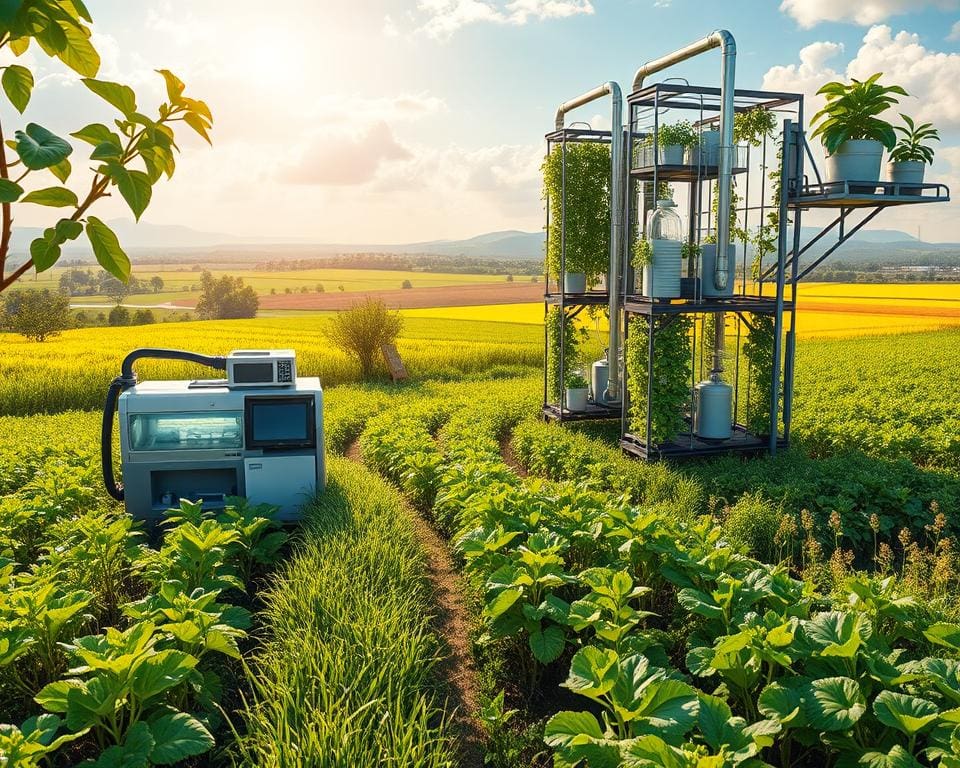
left=810, top=73, right=907, bottom=192
left=543, top=142, right=611, bottom=292
left=886, top=114, right=939, bottom=196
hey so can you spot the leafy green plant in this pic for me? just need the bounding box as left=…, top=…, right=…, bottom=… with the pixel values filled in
left=568, top=567, right=655, bottom=655
left=35, top=621, right=214, bottom=762
left=0, top=2, right=212, bottom=293
left=659, top=120, right=698, bottom=149
left=547, top=306, right=586, bottom=403
left=626, top=314, right=692, bottom=444
left=743, top=313, right=776, bottom=436
left=0, top=714, right=87, bottom=767
left=543, top=141, right=611, bottom=281
left=632, top=237, right=653, bottom=268
left=136, top=519, right=243, bottom=594
left=811, top=73, right=907, bottom=154
left=890, top=114, right=940, bottom=164
left=734, top=107, right=777, bottom=148
left=565, top=371, right=588, bottom=390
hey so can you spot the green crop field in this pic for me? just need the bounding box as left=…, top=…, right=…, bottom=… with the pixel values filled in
left=5, top=312, right=960, bottom=766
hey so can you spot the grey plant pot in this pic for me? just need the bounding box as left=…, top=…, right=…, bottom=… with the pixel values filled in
left=641, top=240, right=682, bottom=299
left=701, top=244, right=737, bottom=297
left=563, top=272, right=587, bottom=293
left=565, top=387, right=589, bottom=412
left=696, top=130, right=720, bottom=165
left=660, top=144, right=685, bottom=165
left=887, top=160, right=925, bottom=196
left=824, top=139, right=884, bottom=193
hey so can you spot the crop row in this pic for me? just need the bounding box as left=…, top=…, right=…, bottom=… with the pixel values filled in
left=0, top=415, right=287, bottom=766
left=358, top=397, right=960, bottom=767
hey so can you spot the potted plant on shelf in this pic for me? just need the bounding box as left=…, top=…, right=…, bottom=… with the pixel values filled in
left=658, top=120, right=697, bottom=165
left=887, top=114, right=939, bottom=195
left=543, top=142, right=611, bottom=294
left=564, top=370, right=590, bottom=412
left=810, top=73, right=907, bottom=192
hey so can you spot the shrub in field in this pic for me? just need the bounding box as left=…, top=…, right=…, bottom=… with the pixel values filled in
left=0, top=2, right=211, bottom=293
left=194, top=271, right=258, bottom=320
left=721, top=491, right=783, bottom=562
left=323, top=297, right=403, bottom=379
left=0, top=289, right=70, bottom=341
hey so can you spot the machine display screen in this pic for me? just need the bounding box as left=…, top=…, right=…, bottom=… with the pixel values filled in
left=232, top=362, right=274, bottom=384
left=245, top=396, right=315, bottom=449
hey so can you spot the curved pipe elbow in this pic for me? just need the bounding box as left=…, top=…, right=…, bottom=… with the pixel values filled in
left=554, top=81, right=619, bottom=131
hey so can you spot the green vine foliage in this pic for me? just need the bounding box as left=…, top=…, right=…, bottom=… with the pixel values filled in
left=743, top=313, right=777, bottom=435
left=547, top=307, right=584, bottom=403
left=733, top=107, right=777, bottom=148
left=543, top=142, right=611, bottom=282
left=626, top=314, right=692, bottom=444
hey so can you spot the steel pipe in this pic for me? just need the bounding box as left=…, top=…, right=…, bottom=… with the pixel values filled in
left=632, top=30, right=736, bottom=376
left=554, top=82, right=625, bottom=402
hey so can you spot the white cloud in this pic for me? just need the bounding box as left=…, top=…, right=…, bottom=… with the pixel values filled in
left=766, top=26, right=960, bottom=130
left=780, top=0, right=960, bottom=29
left=415, top=0, right=593, bottom=39
left=280, top=122, right=412, bottom=186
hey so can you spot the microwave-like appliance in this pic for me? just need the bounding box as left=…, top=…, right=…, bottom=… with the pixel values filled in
left=226, top=349, right=297, bottom=387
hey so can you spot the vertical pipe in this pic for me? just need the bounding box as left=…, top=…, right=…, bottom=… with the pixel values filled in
left=769, top=119, right=791, bottom=454
left=784, top=116, right=805, bottom=444
left=606, top=85, right=624, bottom=402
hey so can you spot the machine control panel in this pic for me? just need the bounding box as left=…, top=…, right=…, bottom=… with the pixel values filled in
left=277, top=358, right=293, bottom=383
left=227, top=349, right=297, bottom=388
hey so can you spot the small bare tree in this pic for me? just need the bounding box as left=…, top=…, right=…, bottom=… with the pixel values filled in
left=323, top=297, right=402, bottom=379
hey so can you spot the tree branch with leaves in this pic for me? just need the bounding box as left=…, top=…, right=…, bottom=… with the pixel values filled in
left=0, top=0, right=212, bottom=293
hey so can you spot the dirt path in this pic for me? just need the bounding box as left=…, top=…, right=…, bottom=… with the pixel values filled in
left=499, top=433, right=528, bottom=477
left=344, top=440, right=484, bottom=768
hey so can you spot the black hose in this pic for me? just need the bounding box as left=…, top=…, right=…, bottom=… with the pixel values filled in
left=102, top=348, right=229, bottom=502
left=102, top=378, right=125, bottom=501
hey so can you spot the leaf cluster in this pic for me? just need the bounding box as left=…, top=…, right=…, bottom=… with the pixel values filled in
left=811, top=73, right=907, bottom=154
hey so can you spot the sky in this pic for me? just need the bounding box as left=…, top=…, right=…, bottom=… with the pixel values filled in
left=7, top=0, right=960, bottom=243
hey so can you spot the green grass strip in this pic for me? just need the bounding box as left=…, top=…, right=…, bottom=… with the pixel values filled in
left=233, top=457, right=455, bottom=767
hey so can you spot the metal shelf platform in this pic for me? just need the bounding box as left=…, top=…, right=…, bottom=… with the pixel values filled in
left=789, top=180, right=950, bottom=209
left=543, top=402, right=622, bottom=423
left=621, top=426, right=788, bottom=460
left=544, top=290, right=611, bottom=306
left=630, top=163, right=747, bottom=182
left=623, top=295, right=793, bottom=316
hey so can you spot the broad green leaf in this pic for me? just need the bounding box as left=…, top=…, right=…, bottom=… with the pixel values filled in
left=35, top=679, right=82, bottom=713
left=148, top=712, right=215, bottom=765
left=88, top=721, right=153, bottom=768
left=2, top=63, right=33, bottom=112
left=758, top=680, right=807, bottom=727
left=620, top=735, right=689, bottom=768
left=85, top=215, right=130, bottom=281
left=0, top=178, right=23, bottom=202
left=14, top=123, right=73, bottom=170
left=804, top=611, right=866, bottom=658
left=529, top=623, right=565, bottom=663
left=71, top=123, right=121, bottom=147
left=205, top=628, right=241, bottom=659
left=698, top=693, right=732, bottom=751
left=50, top=157, right=71, bottom=183
left=21, top=186, right=78, bottom=207
left=82, top=78, right=136, bottom=116
left=109, top=165, right=152, bottom=221
left=57, top=20, right=100, bottom=77
left=130, top=649, right=197, bottom=702
left=630, top=677, right=699, bottom=737
left=859, top=745, right=923, bottom=768
left=0, top=1, right=25, bottom=27
left=485, top=587, right=521, bottom=619
left=924, top=623, right=960, bottom=652
left=65, top=678, right=117, bottom=731
left=543, top=709, right=604, bottom=746
left=873, top=691, right=939, bottom=736
left=804, top=676, right=865, bottom=732
left=90, top=141, right=121, bottom=160
left=563, top=646, right=618, bottom=698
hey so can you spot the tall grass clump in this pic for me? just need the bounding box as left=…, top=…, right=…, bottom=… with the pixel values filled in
left=233, top=458, right=455, bottom=767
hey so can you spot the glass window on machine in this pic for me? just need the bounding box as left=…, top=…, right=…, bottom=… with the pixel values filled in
left=128, top=412, right=243, bottom=451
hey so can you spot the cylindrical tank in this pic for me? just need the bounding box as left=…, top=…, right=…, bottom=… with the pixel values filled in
left=591, top=357, right=609, bottom=404
left=701, top=243, right=736, bottom=297
left=642, top=199, right=683, bottom=299
left=694, top=379, right=732, bottom=439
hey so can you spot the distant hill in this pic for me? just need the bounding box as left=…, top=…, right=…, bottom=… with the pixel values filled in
left=8, top=219, right=958, bottom=267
